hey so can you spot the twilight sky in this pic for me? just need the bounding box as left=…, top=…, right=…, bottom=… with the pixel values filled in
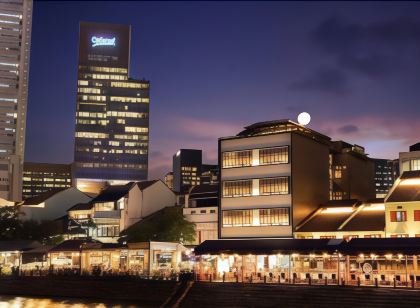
left=26, top=1, right=420, bottom=179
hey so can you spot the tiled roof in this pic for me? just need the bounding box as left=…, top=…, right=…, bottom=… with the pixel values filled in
left=386, top=171, right=420, bottom=202
left=137, top=180, right=159, bottom=191
left=67, top=203, right=93, bottom=212
left=194, top=239, right=343, bottom=255
left=22, top=188, right=67, bottom=205
left=341, top=209, right=385, bottom=232
left=49, top=239, right=102, bottom=252
left=0, top=240, right=42, bottom=252
left=297, top=210, right=353, bottom=232
left=189, top=184, right=218, bottom=196
left=92, top=182, right=135, bottom=202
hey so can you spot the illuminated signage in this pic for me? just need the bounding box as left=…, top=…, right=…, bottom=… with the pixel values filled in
left=91, top=36, right=116, bottom=47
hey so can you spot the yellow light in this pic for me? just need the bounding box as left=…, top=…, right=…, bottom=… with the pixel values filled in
left=370, top=253, right=376, bottom=259
left=400, top=178, right=420, bottom=186
left=363, top=204, right=385, bottom=211
left=398, top=254, right=403, bottom=259
left=309, top=254, right=316, bottom=259
left=359, top=254, right=364, bottom=258
left=323, top=253, right=329, bottom=258
left=322, top=207, right=354, bottom=214
left=385, top=254, right=392, bottom=260
left=291, top=253, right=299, bottom=258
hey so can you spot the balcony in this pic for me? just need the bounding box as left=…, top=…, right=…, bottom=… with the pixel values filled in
left=93, top=210, right=121, bottom=219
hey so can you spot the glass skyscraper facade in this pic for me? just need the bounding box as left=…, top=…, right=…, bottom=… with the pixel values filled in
left=0, top=0, right=32, bottom=201
left=74, top=22, right=149, bottom=193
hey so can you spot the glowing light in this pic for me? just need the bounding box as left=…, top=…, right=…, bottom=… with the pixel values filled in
left=385, top=254, right=392, bottom=260
left=323, top=253, right=329, bottom=258
left=91, top=36, right=116, bottom=47
left=362, top=204, right=385, bottom=211
left=297, top=112, right=311, bottom=126
left=400, top=179, right=420, bottom=186
left=321, top=207, right=354, bottom=214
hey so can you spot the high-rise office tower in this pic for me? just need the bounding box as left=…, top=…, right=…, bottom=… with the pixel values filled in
left=74, top=22, right=150, bottom=194
left=0, top=0, right=32, bottom=201
left=173, top=149, right=202, bottom=193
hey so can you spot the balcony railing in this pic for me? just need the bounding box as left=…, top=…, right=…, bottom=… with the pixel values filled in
left=93, top=210, right=121, bottom=219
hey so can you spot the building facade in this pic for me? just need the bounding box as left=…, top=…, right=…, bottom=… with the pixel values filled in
left=68, top=180, right=177, bottom=243
left=372, top=158, right=396, bottom=198
left=0, top=0, right=32, bottom=201
left=183, top=184, right=218, bottom=245
left=329, top=141, right=375, bottom=201
left=173, top=149, right=202, bottom=193
left=74, top=22, right=150, bottom=194
left=219, top=120, right=331, bottom=239
left=385, top=170, right=420, bottom=238
left=399, top=142, right=420, bottom=174
left=22, top=162, right=72, bottom=199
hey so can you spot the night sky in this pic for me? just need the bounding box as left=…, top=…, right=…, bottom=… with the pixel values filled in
left=27, top=1, right=420, bottom=179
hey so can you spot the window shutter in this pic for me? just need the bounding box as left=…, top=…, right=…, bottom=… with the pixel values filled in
left=414, top=210, right=420, bottom=221
left=390, top=211, right=397, bottom=222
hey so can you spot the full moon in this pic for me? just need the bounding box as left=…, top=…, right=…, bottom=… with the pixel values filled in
left=297, top=112, right=311, bottom=125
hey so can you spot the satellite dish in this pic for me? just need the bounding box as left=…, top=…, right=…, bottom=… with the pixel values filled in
left=297, top=112, right=311, bottom=126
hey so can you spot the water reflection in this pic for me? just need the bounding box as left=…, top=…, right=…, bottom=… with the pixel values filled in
left=0, top=296, right=141, bottom=308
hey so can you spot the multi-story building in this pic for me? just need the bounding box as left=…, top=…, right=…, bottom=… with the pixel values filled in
left=74, top=22, right=150, bottom=194
left=22, top=162, right=72, bottom=199
left=200, top=164, right=218, bottom=185
left=0, top=0, right=32, bottom=201
left=399, top=142, right=420, bottom=174
left=173, top=149, right=202, bottom=193
left=183, top=184, right=218, bottom=245
left=329, top=141, right=375, bottom=201
left=68, top=180, right=176, bottom=243
left=219, top=120, right=331, bottom=239
left=372, top=158, right=397, bottom=198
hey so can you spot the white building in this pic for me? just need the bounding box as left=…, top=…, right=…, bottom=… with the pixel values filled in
left=69, top=180, right=177, bottom=243
left=20, top=187, right=92, bottom=221
left=219, top=120, right=331, bottom=239
left=399, top=143, right=420, bottom=174
left=0, top=0, right=33, bottom=201
left=183, top=184, right=218, bottom=245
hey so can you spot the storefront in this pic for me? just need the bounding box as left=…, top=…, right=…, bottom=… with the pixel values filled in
left=0, top=241, right=42, bottom=275
left=194, top=238, right=420, bottom=287
left=82, top=245, right=123, bottom=275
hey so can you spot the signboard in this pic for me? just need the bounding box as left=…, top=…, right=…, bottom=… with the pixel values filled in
left=78, top=22, right=130, bottom=68
left=91, top=36, right=116, bottom=47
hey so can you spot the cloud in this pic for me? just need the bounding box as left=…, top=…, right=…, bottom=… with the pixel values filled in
left=337, top=124, right=359, bottom=134
left=289, top=67, right=348, bottom=94
left=313, top=115, right=420, bottom=159
left=311, top=16, right=420, bottom=78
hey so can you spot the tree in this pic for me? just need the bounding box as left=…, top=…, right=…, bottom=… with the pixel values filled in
left=0, top=206, right=22, bottom=240
left=120, top=207, right=195, bottom=243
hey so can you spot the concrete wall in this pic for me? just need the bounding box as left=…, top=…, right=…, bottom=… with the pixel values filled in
left=332, top=153, right=375, bottom=201
left=21, top=188, right=92, bottom=221
left=385, top=201, right=420, bottom=237
left=291, top=133, right=330, bottom=228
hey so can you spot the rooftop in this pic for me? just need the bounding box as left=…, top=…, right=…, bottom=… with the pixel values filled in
left=22, top=188, right=68, bottom=205
left=92, top=182, right=135, bottom=203
left=386, top=171, right=420, bottom=202
left=220, top=119, right=331, bottom=144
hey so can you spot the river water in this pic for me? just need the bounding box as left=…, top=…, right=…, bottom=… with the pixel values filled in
left=0, top=296, right=142, bottom=307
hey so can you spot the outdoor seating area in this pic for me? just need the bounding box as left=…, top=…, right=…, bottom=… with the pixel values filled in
left=194, top=238, right=420, bottom=288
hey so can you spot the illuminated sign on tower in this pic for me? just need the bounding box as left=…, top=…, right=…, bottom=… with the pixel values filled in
left=91, top=36, right=116, bottom=47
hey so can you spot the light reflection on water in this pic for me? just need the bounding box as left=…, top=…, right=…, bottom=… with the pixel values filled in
left=0, top=296, right=141, bottom=308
